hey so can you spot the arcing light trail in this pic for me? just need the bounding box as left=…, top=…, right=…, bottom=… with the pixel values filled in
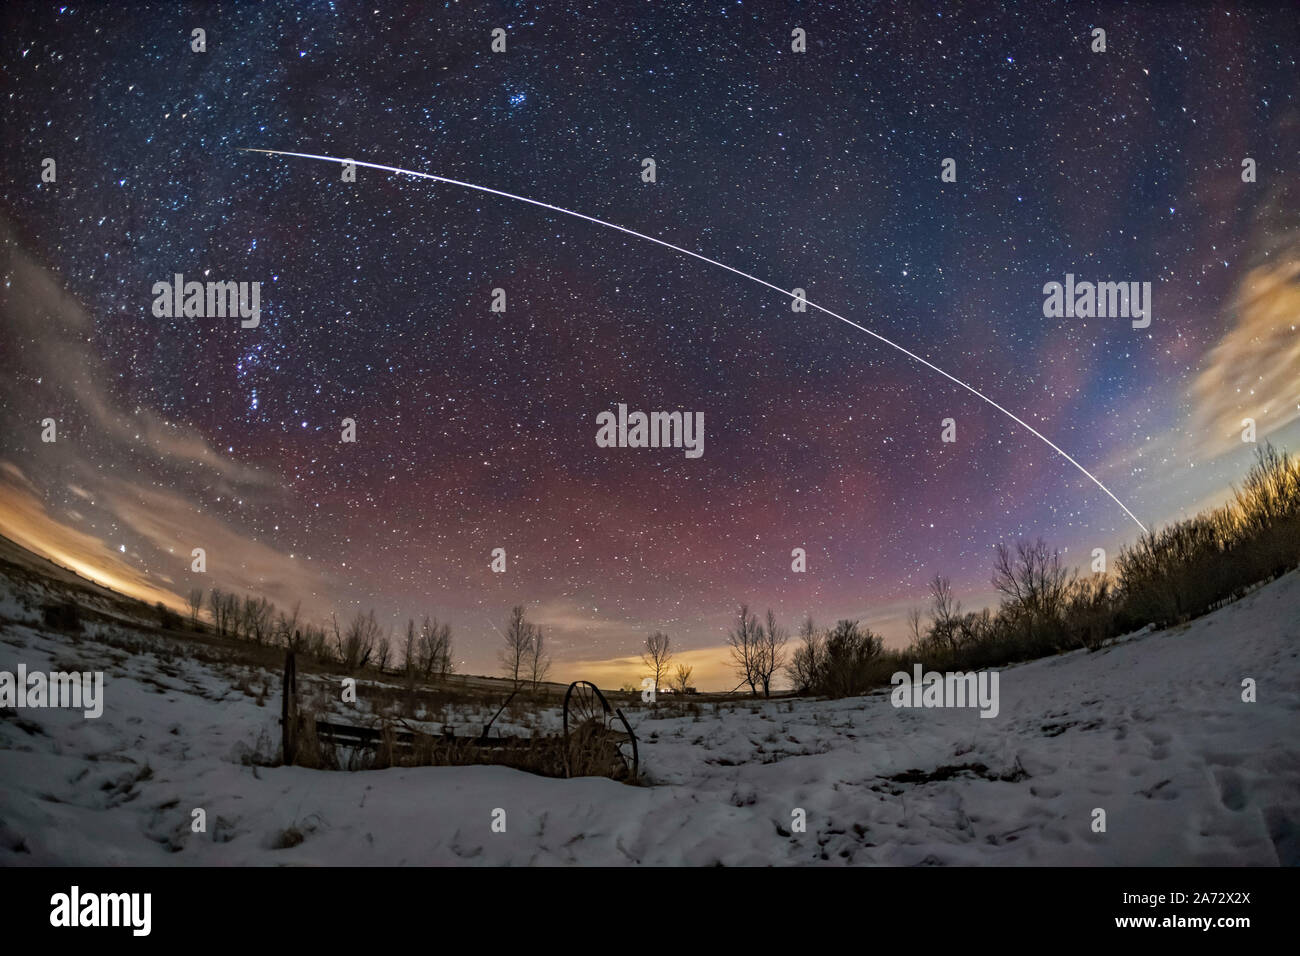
left=241, top=147, right=1148, bottom=534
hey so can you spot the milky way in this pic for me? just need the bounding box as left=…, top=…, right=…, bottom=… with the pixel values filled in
left=2, top=2, right=1297, bottom=685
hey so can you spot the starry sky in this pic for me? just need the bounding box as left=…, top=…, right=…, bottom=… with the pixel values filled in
left=2, top=1, right=1297, bottom=688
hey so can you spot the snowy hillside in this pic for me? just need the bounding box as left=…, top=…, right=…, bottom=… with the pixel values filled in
left=1, top=566, right=1297, bottom=866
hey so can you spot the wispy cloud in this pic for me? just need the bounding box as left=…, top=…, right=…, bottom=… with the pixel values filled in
left=1191, top=256, right=1300, bottom=457
left=1, top=216, right=276, bottom=490
left=0, top=215, right=332, bottom=619
left=0, top=464, right=183, bottom=609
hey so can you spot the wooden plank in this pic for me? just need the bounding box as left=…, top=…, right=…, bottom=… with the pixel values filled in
left=312, top=719, right=551, bottom=750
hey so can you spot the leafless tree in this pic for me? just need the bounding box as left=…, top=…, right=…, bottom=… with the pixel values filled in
left=786, top=615, right=821, bottom=694
left=819, top=619, right=884, bottom=698
left=220, top=591, right=240, bottom=638
left=230, top=593, right=248, bottom=640
left=726, top=604, right=763, bottom=695
left=499, top=605, right=534, bottom=686
left=303, top=622, right=328, bottom=660
left=375, top=632, right=393, bottom=673
left=225, top=592, right=240, bottom=634
left=927, top=574, right=961, bottom=651
left=329, top=613, right=343, bottom=662
left=243, top=595, right=273, bottom=645
left=438, top=624, right=454, bottom=680
left=906, top=606, right=924, bottom=645
left=208, top=588, right=228, bottom=636
left=402, top=619, right=419, bottom=677
left=673, top=663, right=694, bottom=694
left=992, top=539, right=1074, bottom=639
left=528, top=626, right=552, bottom=691
left=276, top=602, right=302, bottom=649
left=232, top=595, right=250, bottom=640
left=186, top=588, right=204, bottom=628
left=755, top=609, right=788, bottom=697
left=641, top=631, right=673, bottom=696
left=256, top=596, right=273, bottom=643
left=419, top=616, right=453, bottom=680
left=334, top=610, right=381, bottom=671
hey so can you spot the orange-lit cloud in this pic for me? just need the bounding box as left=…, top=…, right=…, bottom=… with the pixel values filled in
left=0, top=212, right=331, bottom=625
left=97, top=476, right=335, bottom=612
left=1191, top=256, right=1300, bottom=457
left=0, top=464, right=186, bottom=611
left=557, top=644, right=748, bottom=693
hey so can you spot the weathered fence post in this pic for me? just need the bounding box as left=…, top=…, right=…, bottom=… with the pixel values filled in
left=282, top=649, right=298, bottom=765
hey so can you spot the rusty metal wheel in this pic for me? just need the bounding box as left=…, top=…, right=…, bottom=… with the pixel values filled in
left=563, top=680, right=638, bottom=781
left=612, top=705, right=638, bottom=781
left=563, top=680, right=608, bottom=735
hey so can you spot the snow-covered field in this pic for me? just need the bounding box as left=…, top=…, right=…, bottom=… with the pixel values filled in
left=1, top=566, right=1298, bottom=866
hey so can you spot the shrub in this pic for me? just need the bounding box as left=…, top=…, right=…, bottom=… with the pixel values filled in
left=155, top=601, right=183, bottom=631
left=41, top=601, right=82, bottom=633
left=813, top=620, right=884, bottom=698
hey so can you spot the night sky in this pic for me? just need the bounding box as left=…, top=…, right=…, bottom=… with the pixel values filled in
left=2, top=1, right=1297, bottom=686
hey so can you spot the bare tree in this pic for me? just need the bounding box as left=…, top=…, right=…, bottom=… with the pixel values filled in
left=992, top=539, right=1074, bottom=640
left=187, top=588, right=204, bottom=628
left=257, top=596, right=274, bottom=644
left=402, top=619, right=419, bottom=677
left=819, top=620, right=884, bottom=698
left=641, top=631, right=673, bottom=696
left=222, top=591, right=240, bottom=638
left=230, top=593, right=248, bottom=640
left=439, top=629, right=454, bottom=681
left=329, top=614, right=343, bottom=663
left=528, top=626, right=552, bottom=691
left=243, top=595, right=273, bottom=645
left=334, top=610, right=381, bottom=671
left=419, top=616, right=453, bottom=680
left=927, top=574, right=961, bottom=651
left=756, top=609, right=788, bottom=697
left=208, top=588, right=227, bottom=636
left=435, top=621, right=454, bottom=680
left=906, top=606, right=924, bottom=646
left=672, top=663, right=694, bottom=694
left=303, top=622, right=328, bottom=660
left=375, top=632, right=393, bottom=673
left=726, top=604, right=763, bottom=696
left=786, top=615, right=821, bottom=694
left=276, top=602, right=302, bottom=649
left=499, top=605, right=534, bottom=686
left=232, top=595, right=249, bottom=641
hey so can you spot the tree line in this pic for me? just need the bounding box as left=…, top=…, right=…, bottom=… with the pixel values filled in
left=777, top=443, right=1300, bottom=698
left=171, top=444, right=1299, bottom=700
left=178, top=587, right=455, bottom=680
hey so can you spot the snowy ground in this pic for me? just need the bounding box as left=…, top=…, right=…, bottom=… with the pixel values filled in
left=1, top=567, right=1298, bottom=866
